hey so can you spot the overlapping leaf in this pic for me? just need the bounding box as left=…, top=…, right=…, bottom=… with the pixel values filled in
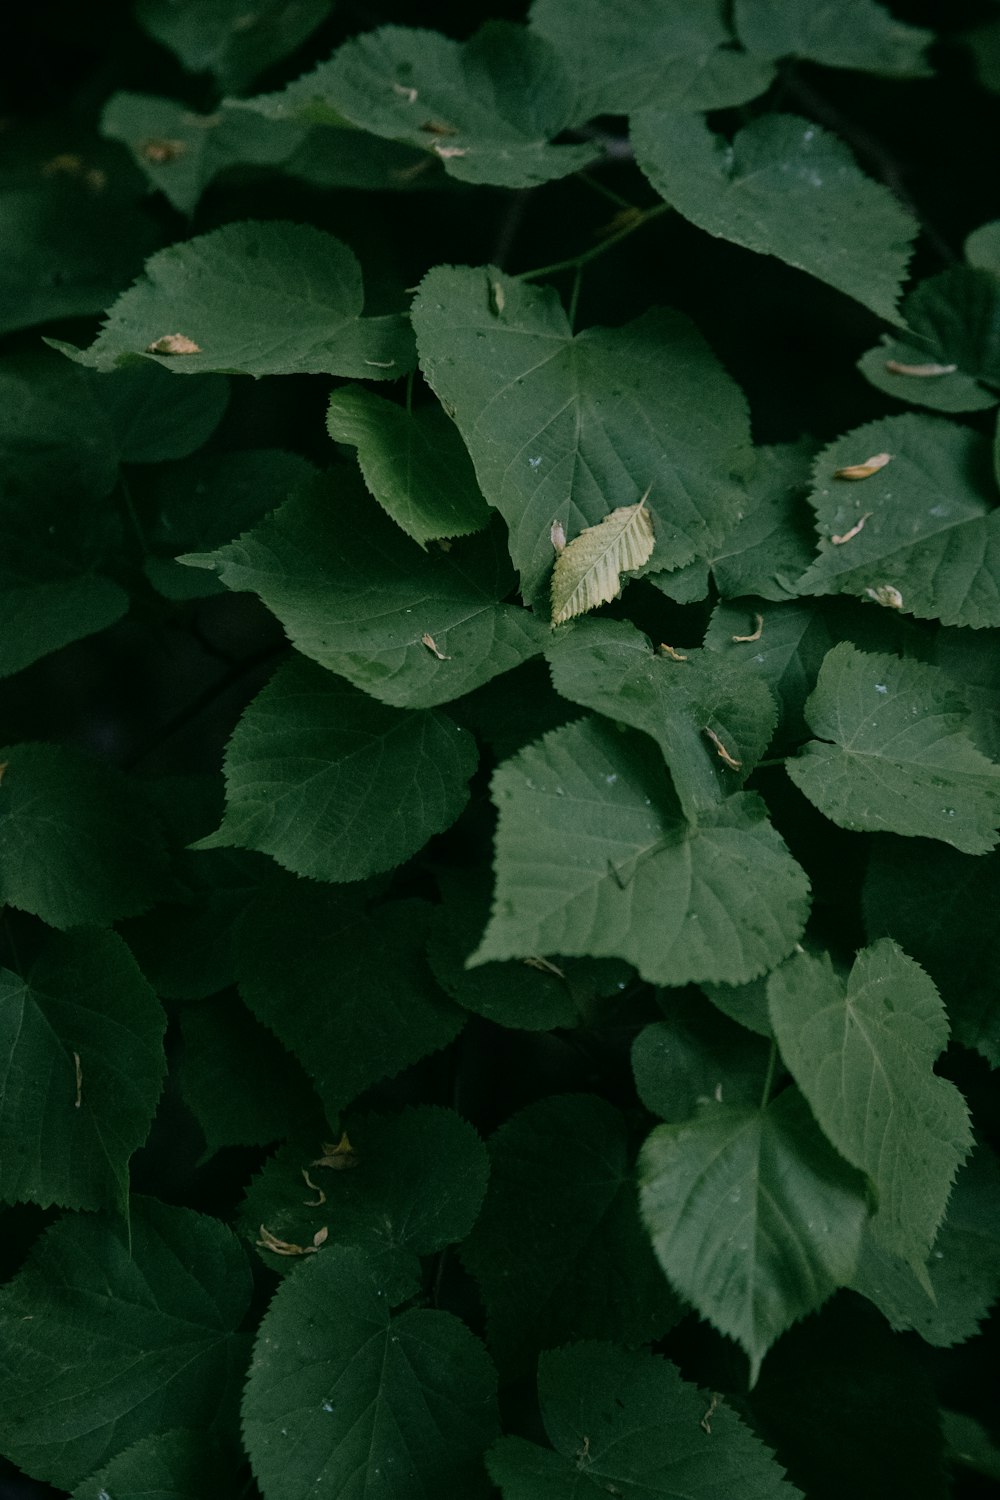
left=412, top=265, right=753, bottom=605
left=72, top=1429, right=230, bottom=1500
left=547, top=618, right=778, bottom=817
left=136, top=0, right=332, bottom=92
left=56, top=220, right=414, bottom=378
left=768, top=942, right=971, bottom=1272
left=796, top=414, right=1000, bottom=627
left=0, top=1201, right=251, bottom=1491
left=234, top=22, right=598, bottom=187
left=473, top=717, right=809, bottom=986
left=857, top=268, right=1000, bottom=412
left=462, top=1095, right=680, bottom=1376
left=786, top=643, right=1000, bottom=853
left=639, top=1088, right=870, bottom=1382
left=633, top=991, right=772, bottom=1121
left=0, top=931, right=165, bottom=1211
left=733, top=0, right=932, bottom=75
left=631, top=112, right=916, bottom=320
left=183, top=474, right=546, bottom=708
left=242, top=1244, right=499, bottom=1500
left=530, top=0, right=775, bottom=117
left=488, top=1342, right=798, bottom=1499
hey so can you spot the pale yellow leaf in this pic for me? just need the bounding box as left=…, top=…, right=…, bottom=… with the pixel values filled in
left=550, top=496, right=655, bottom=626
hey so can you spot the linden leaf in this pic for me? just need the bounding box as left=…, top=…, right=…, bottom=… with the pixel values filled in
left=550, top=498, right=655, bottom=625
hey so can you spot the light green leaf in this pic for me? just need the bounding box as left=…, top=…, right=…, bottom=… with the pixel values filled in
left=56, top=220, right=414, bottom=378
left=72, top=1429, right=230, bottom=1500
left=240, top=1107, right=488, bottom=1294
left=633, top=992, right=772, bottom=1121
left=0, top=743, right=169, bottom=928
left=234, top=22, right=598, bottom=188
left=136, top=0, right=333, bottom=92
left=326, top=383, right=490, bottom=544
left=733, top=0, right=932, bottom=75
left=632, top=111, right=916, bottom=321
left=183, top=473, right=547, bottom=709
left=473, top=717, right=809, bottom=987
left=767, top=942, right=972, bottom=1272
left=234, top=878, right=463, bottom=1119
left=0, top=931, right=165, bottom=1211
left=242, top=1244, right=499, bottom=1500
left=786, top=643, right=1000, bottom=854
left=412, top=265, right=753, bottom=606
left=863, top=838, right=1000, bottom=1068
left=488, top=1341, right=798, bottom=1499
left=857, top=268, right=1000, bottom=413
left=462, top=1096, right=680, bottom=1377
left=195, top=654, right=477, bottom=882
left=101, top=92, right=307, bottom=214
left=965, top=218, right=1000, bottom=274
left=639, top=1088, right=870, bottom=1383
left=546, top=618, right=778, bottom=818
left=0, top=1200, right=251, bottom=1491
left=550, top=500, right=656, bottom=624
left=795, top=414, right=1000, bottom=627
left=530, top=0, right=776, bottom=117
left=849, top=1147, right=1000, bottom=1346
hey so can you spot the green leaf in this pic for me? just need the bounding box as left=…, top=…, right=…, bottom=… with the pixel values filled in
left=0, top=743, right=169, bottom=927
left=932, top=624, right=1000, bottom=762
left=427, top=869, right=579, bottom=1030
left=235, top=23, right=598, bottom=188
left=473, top=717, right=809, bottom=987
left=857, top=268, right=1000, bottom=413
left=195, top=654, right=477, bottom=882
left=240, top=1107, right=488, bottom=1294
left=72, top=1429, right=231, bottom=1500
left=639, top=1088, right=870, bottom=1383
left=184, top=473, right=547, bottom=708
left=795, top=414, right=1000, bottom=627
left=180, top=995, right=316, bottom=1155
left=550, top=500, right=656, bottom=624
left=633, top=992, right=772, bottom=1122
left=632, top=112, right=916, bottom=321
left=546, top=618, right=778, bottom=818
left=412, top=265, right=753, bottom=606
left=702, top=975, right=775, bottom=1038
left=704, top=600, right=838, bottom=744
left=849, top=1146, right=1000, bottom=1346
left=785, top=642, right=1000, bottom=854
left=0, top=1199, right=251, bottom=1491
left=768, top=942, right=972, bottom=1272
left=101, top=93, right=307, bottom=214
left=136, top=0, right=333, bottom=93
left=462, top=1095, right=681, bottom=1377
left=733, top=0, right=933, bottom=76
left=0, top=930, right=165, bottom=1211
left=530, top=0, right=776, bottom=117
left=235, top=877, right=463, bottom=1120
left=141, top=447, right=316, bottom=600
left=863, top=838, right=1000, bottom=1067
left=97, top=362, right=230, bottom=464
left=56, top=220, right=415, bottom=379
left=242, top=1243, right=499, bottom=1500
left=326, top=383, right=491, bottom=544
left=965, top=218, right=1000, bottom=274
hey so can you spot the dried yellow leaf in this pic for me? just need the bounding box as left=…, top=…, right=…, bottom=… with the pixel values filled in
left=834, top=452, right=891, bottom=480
left=301, top=1169, right=326, bottom=1207
left=884, top=359, right=957, bottom=377
left=313, top=1132, right=358, bottom=1170
left=522, top=955, right=566, bottom=978
left=550, top=492, right=655, bottom=626
left=146, top=333, right=201, bottom=356
left=141, top=137, right=187, bottom=164
left=421, top=631, right=451, bottom=660
left=731, top=613, right=764, bottom=643
left=831, top=512, right=872, bottom=545
left=865, top=583, right=904, bottom=610
left=256, top=1224, right=320, bottom=1257
left=657, top=644, right=688, bottom=661
left=434, top=144, right=467, bottom=159
left=550, top=520, right=567, bottom=553
left=704, top=726, right=741, bottom=771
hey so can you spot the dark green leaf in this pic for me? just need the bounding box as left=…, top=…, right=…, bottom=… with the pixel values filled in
left=57, top=220, right=415, bottom=379
left=196, top=654, right=477, bottom=881
left=965, top=218, right=1000, bottom=273
left=768, top=942, right=971, bottom=1272
left=136, top=0, right=333, bottom=93
left=698, top=440, right=819, bottom=599
left=235, top=878, right=463, bottom=1119
left=704, top=600, right=838, bottom=744
left=474, top=717, right=810, bottom=988
left=546, top=618, right=778, bottom=818
left=462, top=1095, right=681, bottom=1377
left=786, top=642, right=1000, bottom=853
left=639, top=1088, right=870, bottom=1383
left=0, top=743, right=169, bottom=927
left=633, top=991, right=771, bottom=1121
left=412, top=265, right=753, bottom=606
left=733, top=0, right=932, bottom=75
left=0, top=930, right=165, bottom=1211
left=857, top=268, right=1000, bottom=412
left=632, top=112, right=916, bottom=320
left=326, top=383, right=491, bottom=544
left=72, top=1429, right=231, bottom=1500
left=0, top=1199, right=251, bottom=1491
left=242, top=1243, right=499, bottom=1500
left=184, top=474, right=546, bottom=708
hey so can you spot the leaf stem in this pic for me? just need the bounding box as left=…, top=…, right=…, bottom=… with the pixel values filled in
left=577, top=170, right=636, bottom=211
left=568, top=264, right=584, bottom=331
left=514, top=201, right=671, bottom=284
left=760, top=1041, right=778, bottom=1110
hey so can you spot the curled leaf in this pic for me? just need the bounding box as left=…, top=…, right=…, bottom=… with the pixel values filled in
left=657, top=643, right=688, bottom=661
left=256, top=1223, right=322, bottom=1257
left=421, top=631, right=451, bottom=660
left=434, top=145, right=467, bottom=159
left=865, top=583, right=904, bottom=609
left=703, top=726, right=742, bottom=771
left=550, top=520, right=567, bottom=553
left=141, top=138, right=186, bottom=164
left=834, top=452, right=891, bottom=480
left=313, top=1132, right=358, bottom=1170
left=831, top=512, right=872, bottom=545
left=146, top=333, right=201, bottom=356
left=550, top=494, right=655, bottom=626
left=731, top=613, right=764, bottom=643
left=884, top=359, right=957, bottom=377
